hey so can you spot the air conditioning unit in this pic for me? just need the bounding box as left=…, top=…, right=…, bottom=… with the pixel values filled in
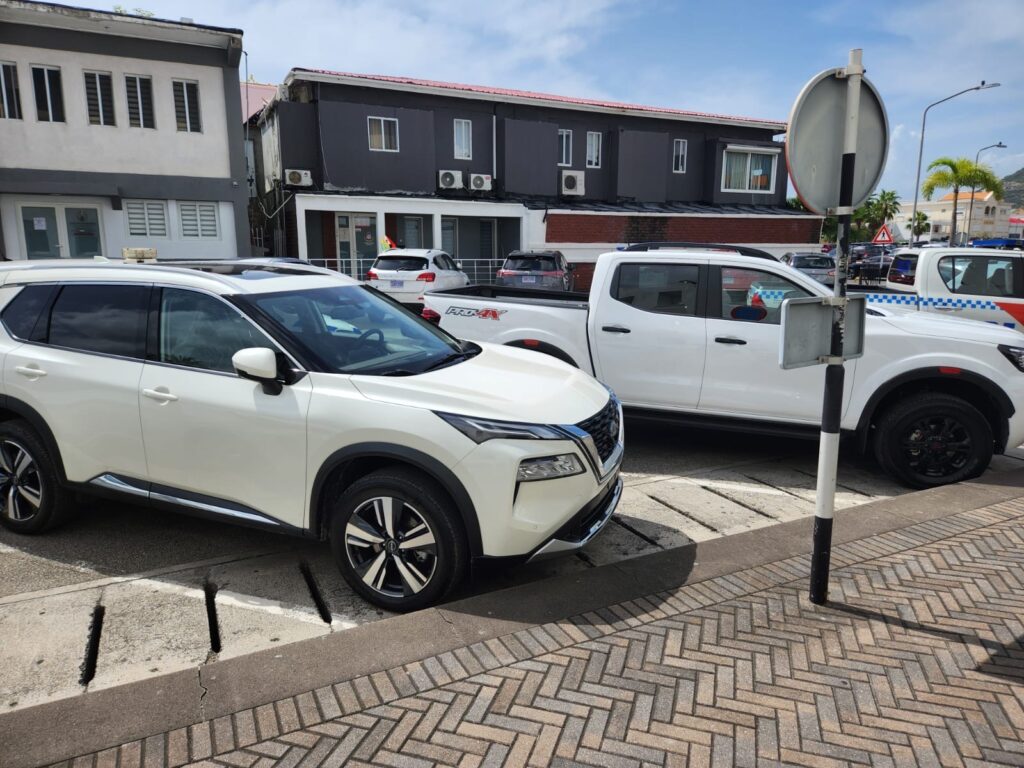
left=438, top=170, right=464, bottom=190
left=561, top=170, right=585, bottom=196
left=284, top=169, right=312, bottom=187
left=469, top=173, right=492, bottom=191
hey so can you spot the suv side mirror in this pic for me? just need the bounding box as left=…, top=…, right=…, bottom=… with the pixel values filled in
left=233, top=347, right=283, bottom=395
left=456, top=261, right=462, bottom=269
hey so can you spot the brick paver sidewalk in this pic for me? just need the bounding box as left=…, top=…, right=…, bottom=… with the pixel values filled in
left=58, top=500, right=1024, bottom=768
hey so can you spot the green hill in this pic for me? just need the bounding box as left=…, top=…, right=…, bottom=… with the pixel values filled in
left=1002, top=167, right=1024, bottom=209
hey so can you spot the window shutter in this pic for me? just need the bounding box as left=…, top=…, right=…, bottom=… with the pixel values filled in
left=99, top=74, right=114, bottom=126
left=126, top=201, right=148, bottom=236
left=139, top=77, right=153, bottom=128
left=198, top=203, right=218, bottom=237
left=173, top=81, right=187, bottom=131
left=146, top=202, right=167, bottom=236
left=85, top=73, right=101, bottom=124
left=179, top=202, right=199, bottom=237
left=126, top=76, right=140, bottom=127
left=185, top=82, right=201, bottom=132
left=179, top=202, right=217, bottom=239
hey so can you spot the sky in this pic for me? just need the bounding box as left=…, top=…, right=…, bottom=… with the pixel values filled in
left=120, top=0, right=1021, bottom=202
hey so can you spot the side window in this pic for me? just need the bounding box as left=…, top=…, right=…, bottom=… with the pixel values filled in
left=159, top=288, right=273, bottom=374
left=1, top=284, right=58, bottom=341
left=612, top=263, right=699, bottom=316
left=49, top=284, right=149, bottom=357
left=721, top=268, right=811, bottom=325
left=939, top=256, right=1017, bottom=298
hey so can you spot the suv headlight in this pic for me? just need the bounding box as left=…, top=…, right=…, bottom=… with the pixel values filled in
left=517, top=454, right=584, bottom=482
left=436, top=412, right=563, bottom=443
left=999, top=345, right=1024, bottom=372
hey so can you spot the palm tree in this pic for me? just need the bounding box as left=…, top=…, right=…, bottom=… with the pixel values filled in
left=911, top=210, right=929, bottom=239
left=874, top=189, right=901, bottom=226
left=922, top=157, right=1004, bottom=245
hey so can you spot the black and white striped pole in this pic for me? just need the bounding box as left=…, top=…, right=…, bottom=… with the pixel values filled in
left=808, top=49, right=863, bottom=605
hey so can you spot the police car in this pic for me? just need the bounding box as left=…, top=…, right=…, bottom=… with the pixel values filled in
left=870, top=247, right=1024, bottom=331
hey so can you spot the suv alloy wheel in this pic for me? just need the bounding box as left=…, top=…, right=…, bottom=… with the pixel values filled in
left=0, top=420, right=74, bottom=533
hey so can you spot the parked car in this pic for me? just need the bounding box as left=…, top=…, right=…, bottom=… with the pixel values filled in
left=850, top=252, right=893, bottom=282
left=424, top=242, right=1024, bottom=490
left=781, top=252, right=836, bottom=286
left=873, top=247, right=1024, bottom=330
left=0, top=259, right=622, bottom=611
left=496, top=250, right=573, bottom=291
left=365, top=249, right=469, bottom=307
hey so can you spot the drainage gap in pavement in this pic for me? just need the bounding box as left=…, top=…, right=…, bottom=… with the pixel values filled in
left=203, top=579, right=222, bottom=654
left=79, top=604, right=105, bottom=686
left=299, top=561, right=333, bottom=625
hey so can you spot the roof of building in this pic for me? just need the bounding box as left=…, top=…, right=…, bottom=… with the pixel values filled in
left=285, top=69, right=787, bottom=132
left=241, top=80, right=278, bottom=122
left=939, top=190, right=997, bottom=202
left=0, top=0, right=242, bottom=47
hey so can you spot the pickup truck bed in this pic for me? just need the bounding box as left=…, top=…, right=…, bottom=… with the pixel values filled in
left=431, top=285, right=590, bottom=305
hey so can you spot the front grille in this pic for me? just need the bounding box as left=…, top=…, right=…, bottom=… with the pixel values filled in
left=577, top=397, right=619, bottom=463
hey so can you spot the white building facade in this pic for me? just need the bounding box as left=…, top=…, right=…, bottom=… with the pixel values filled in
left=892, top=191, right=1014, bottom=243
left=0, top=1, right=249, bottom=260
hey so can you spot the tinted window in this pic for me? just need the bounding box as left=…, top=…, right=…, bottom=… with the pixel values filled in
left=721, top=268, right=811, bottom=325
left=159, top=288, right=272, bottom=373
left=373, top=256, right=428, bottom=271
left=613, top=264, right=699, bottom=316
left=505, top=255, right=559, bottom=271
left=1, top=284, right=58, bottom=341
left=939, top=255, right=1018, bottom=298
left=49, top=284, right=148, bottom=357
left=791, top=256, right=834, bottom=269
left=888, top=253, right=918, bottom=285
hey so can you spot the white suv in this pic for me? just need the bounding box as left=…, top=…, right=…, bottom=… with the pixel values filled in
left=366, top=249, right=470, bottom=307
left=0, top=260, right=622, bottom=611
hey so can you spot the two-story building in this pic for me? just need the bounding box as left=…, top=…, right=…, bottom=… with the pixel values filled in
left=253, top=70, right=820, bottom=287
left=0, top=0, right=250, bottom=261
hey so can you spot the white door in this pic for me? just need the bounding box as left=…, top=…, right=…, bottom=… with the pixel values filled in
left=434, top=253, right=467, bottom=291
left=929, top=253, right=1024, bottom=329
left=700, top=265, right=853, bottom=422
left=138, top=288, right=311, bottom=528
left=19, top=204, right=104, bottom=259
left=590, top=261, right=706, bottom=409
left=2, top=283, right=148, bottom=482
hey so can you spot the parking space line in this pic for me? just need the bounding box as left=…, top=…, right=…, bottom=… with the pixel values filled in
left=646, top=492, right=722, bottom=535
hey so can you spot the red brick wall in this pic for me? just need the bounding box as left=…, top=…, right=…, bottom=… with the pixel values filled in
left=546, top=214, right=821, bottom=245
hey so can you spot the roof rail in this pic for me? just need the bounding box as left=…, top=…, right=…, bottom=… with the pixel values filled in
left=622, top=242, right=778, bottom=261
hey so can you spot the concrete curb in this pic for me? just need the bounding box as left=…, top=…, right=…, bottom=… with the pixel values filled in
left=4, top=468, right=1024, bottom=766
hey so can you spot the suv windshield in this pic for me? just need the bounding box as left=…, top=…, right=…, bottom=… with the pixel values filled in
left=373, top=256, right=428, bottom=271
left=792, top=255, right=833, bottom=268
left=241, top=286, right=471, bottom=376
left=504, top=255, right=558, bottom=272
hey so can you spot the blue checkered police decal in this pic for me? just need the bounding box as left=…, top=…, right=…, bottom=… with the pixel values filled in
left=863, top=293, right=999, bottom=310
left=754, top=290, right=787, bottom=301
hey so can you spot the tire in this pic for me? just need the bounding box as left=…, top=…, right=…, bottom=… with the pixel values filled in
left=872, top=393, right=993, bottom=489
left=328, top=466, right=467, bottom=612
left=0, top=419, right=74, bottom=534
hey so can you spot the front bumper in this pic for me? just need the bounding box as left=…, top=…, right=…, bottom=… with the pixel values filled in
left=527, top=476, right=623, bottom=561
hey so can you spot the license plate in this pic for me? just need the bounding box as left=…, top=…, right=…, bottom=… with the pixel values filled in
left=390, top=280, right=404, bottom=288
left=522, top=275, right=536, bottom=283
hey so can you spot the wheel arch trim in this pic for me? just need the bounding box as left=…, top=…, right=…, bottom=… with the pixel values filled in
left=503, top=339, right=578, bottom=367
left=309, top=443, right=483, bottom=558
left=0, top=396, right=68, bottom=483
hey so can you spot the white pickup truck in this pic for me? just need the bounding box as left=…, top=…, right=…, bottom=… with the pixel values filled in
left=857, top=247, right=1024, bottom=330
left=423, top=243, right=1024, bottom=489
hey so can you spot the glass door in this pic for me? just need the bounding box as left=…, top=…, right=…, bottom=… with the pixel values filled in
left=353, top=215, right=377, bottom=279
left=64, top=207, right=102, bottom=258
left=21, top=206, right=61, bottom=259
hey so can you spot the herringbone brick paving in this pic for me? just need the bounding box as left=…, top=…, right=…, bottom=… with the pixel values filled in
left=56, top=501, right=1024, bottom=768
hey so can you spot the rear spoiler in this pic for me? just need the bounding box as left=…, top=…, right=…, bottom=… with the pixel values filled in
left=621, top=242, right=777, bottom=261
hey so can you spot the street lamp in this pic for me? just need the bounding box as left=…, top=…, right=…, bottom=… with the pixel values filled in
left=909, top=81, right=1000, bottom=245
left=966, top=141, right=1007, bottom=242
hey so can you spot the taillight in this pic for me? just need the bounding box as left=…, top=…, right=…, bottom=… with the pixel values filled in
left=421, top=307, right=441, bottom=325
left=497, top=269, right=514, bottom=277
left=540, top=271, right=564, bottom=277
left=366, top=269, right=378, bottom=280
left=417, top=272, right=436, bottom=282
left=827, top=270, right=835, bottom=277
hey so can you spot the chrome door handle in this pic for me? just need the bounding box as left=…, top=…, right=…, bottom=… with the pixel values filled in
left=142, top=388, right=178, bottom=403
left=14, top=365, right=47, bottom=378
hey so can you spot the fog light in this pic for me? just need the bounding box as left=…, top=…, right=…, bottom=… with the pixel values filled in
left=517, top=454, right=584, bottom=482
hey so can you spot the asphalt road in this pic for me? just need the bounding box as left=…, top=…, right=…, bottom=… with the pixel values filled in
left=2, top=420, right=1022, bottom=713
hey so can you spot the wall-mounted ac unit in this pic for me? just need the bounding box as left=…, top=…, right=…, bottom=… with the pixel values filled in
left=284, top=169, right=312, bottom=187
left=469, top=173, right=492, bottom=191
left=561, top=170, right=585, bottom=196
left=438, top=170, right=464, bottom=190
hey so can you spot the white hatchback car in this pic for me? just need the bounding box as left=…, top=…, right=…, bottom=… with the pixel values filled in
left=366, top=249, right=469, bottom=306
left=0, top=259, right=622, bottom=611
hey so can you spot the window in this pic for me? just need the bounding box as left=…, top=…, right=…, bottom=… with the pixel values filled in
left=172, top=80, right=201, bottom=132
left=722, top=148, right=778, bottom=193
left=454, top=118, right=472, bottom=160
left=83, top=72, right=115, bottom=127
left=558, top=129, right=572, bottom=167
left=938, top=255, right=1019, bottom=298
left=402, top=216, right=423, bottom=248
left=31, top=66, right=64, bottom=122
left=125, top=75, right=154, bottom=128
left=586, top=131, right=602, bottom=168
left=368, top=116, right=399, bottom=152
left=159, top=288, right=272, bottom=373
left=672, top=139, right=687, bottom=174
left=178, top=201, right=219, bottom=239
left=612, top=263, right=699, bottom=316
left=1, top=284, right=58, bottom=341
left=720, top=268, right=810, bottom=324
left=0, top=63, right=21, bottom=120
left=441, top=217, right=458, bottom=256
left=48, top=284, right=149, bottom=358
left=125, top=200, right=168, bottom=237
